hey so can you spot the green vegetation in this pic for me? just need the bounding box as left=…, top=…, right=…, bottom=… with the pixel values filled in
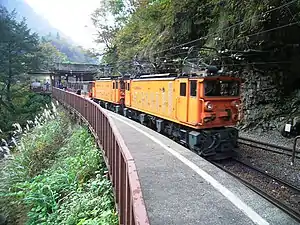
left=41, top=33, right=98, bottom=64
left=2, top=0, right=98, bottom=64
left=0, top=104, right=118, bottom=225
left=0, top=87, right=51, bottom=138
left=92, top=0, right=300, bottom=93
left=0, top=4, right=98, bottom=137
left=0, top=6, right=56, bottom=136
left=0, top=6, right=117, bottom=224
left=90, top=0, right=300, bottom=128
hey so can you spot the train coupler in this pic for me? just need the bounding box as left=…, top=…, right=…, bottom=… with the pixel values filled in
left=188, top=127, right=238, bottom=159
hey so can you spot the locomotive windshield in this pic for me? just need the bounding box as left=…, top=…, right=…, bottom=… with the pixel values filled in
left=204, top=80, right=239, bottom=97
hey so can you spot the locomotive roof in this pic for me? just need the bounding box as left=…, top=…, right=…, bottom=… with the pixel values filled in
left=93, top=73, right=240, bottom=82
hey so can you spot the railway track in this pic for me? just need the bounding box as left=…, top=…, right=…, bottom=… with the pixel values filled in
left=238, top=136, right=300, bottom=159
left=211, top=158, right=300, bottom=223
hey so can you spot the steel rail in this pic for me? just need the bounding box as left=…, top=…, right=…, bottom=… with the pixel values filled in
left=235, top=159, right=300, bottom=193
left=211, top=159, right=300, bottom=223
left=238, top=136, right=300, bottom=159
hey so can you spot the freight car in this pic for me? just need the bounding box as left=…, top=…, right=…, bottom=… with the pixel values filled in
left=90, top=67, right=241, bottom=160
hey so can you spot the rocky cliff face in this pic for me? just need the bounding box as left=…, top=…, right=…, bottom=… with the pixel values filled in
left=238, top=68, right=300, bottom=134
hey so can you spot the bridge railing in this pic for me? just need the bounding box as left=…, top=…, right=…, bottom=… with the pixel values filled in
left=52, top=88, right=149, bottom=225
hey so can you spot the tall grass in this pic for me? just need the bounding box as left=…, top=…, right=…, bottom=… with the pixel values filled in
left=0, top=89, right=52, bottom=139
left=0, top=102, right=118, bottom=225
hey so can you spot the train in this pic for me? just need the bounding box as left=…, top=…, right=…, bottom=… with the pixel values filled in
left=84, top=61, right=242, bottom=160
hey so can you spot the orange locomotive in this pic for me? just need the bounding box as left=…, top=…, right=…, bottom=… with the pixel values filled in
left=90, top=66, right=241, bottom=160
left=90, top=77, right=126, bottom=113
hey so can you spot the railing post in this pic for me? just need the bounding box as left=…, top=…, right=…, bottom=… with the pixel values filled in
left=51, top=88, right=150, bottom=225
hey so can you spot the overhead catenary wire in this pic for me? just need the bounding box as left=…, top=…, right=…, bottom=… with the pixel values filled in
left=97, top=0, right=297, bottom=61
left=153, top=0, right=298, bottom=55
left=217, top=61, right=293, bottom=67
left=112, top=21, right=298, bottom=66
left=96, top=0, right=299, bottom=71
left=150, top=17, right=299, bottom=62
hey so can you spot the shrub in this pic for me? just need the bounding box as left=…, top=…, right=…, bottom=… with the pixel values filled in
left=0, top=103, right=118, bottom=225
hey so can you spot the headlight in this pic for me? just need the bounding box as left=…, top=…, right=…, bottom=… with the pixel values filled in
left=205, top=101, right=213, bottom=111
left=231, top=100, right=240, bottom=109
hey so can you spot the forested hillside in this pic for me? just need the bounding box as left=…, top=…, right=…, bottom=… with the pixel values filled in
left=0, top=0, right=98, bottom=64
left=0, top=0, right=63, bottom=37
left=0, top=5, right=56, bottom=136
left=42, top=32, right=98, bottom=64
left=92, top=0, right=300, bottom=131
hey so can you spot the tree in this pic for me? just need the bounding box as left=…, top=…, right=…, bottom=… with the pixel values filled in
left=0, top=6, right=39, bottom=108
left=0, top=6, right=53, bottom=134
left=33, top=42, right=67, bottom=71
left=91, top=0, right=133, bottom=51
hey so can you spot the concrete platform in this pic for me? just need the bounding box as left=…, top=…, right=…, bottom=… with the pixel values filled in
left=104, top=109, right=299, bottom=225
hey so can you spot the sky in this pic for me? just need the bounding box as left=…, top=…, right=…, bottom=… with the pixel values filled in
left=25, top=0, right=102, bottom=49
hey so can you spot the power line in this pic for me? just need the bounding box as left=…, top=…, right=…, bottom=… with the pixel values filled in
left=152, top=11, right=299, bottom=62
left=216, top=20, right=299, bottom=47
left=154, top=0, right=298, bottom=55
left=98, top=0, right=297, bottom=63
left=247, top=21, right=298, bottom=38
left=219, top=61, right=293, bottom=67
left=99, top=19, right=298, bottom=69
left=98, top=1, right=299, bottom=69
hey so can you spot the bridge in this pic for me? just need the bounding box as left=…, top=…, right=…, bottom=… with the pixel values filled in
left=53, top=62, right=99, bottom=73
left=52, top=88, right=299, bottom=225
left=29, top=62, right=99, bottom=75
left=28, top=62, right=99, bottom=93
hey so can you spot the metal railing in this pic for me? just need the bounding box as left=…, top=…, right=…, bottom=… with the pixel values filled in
left=52, top=88, right=150, bottom=225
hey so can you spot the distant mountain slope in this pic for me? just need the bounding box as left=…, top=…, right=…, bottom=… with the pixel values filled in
left=43, top=33, right=98, bottom=64
left=0, top=0, right=98, bottom=64
left=0, top=0, right=68, bottom=38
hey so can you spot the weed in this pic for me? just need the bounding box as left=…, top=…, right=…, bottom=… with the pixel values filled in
left=0, top=103, right=118, bottom=225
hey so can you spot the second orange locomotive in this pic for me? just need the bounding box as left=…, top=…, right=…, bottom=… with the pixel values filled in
left=90, top=70, right=241, bottom=159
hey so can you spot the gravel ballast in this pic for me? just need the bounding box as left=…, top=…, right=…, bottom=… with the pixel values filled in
left=237, top=130, right=300, bottom=189
left=239, top=130, right=300, bottom=149
left=220, top=159, right=300, bottom=214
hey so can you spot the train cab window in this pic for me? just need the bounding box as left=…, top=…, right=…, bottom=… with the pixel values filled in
left=190, top=80, right=197, bottom=97
left=127, top=83, right=130, bottom=91
left=113, top=82, right=115, bottom=89
left=204, top=80, right=240, bottom=96
left=116, top=82, right=118, bottom=89
left=180, top=82, right=186, bottom=96
left=120, top=81, right=125, bottom=89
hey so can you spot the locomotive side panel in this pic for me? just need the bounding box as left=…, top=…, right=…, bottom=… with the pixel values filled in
left=128, top=77, right=241, bottom=130
left=112, top=80, right=121, bottom=104
left=125, top=80, right=131, bottom=106
left=129, top=78, right=204, bottom=128
left=130, top=78, right=178, bottom=122
left=93, top=79, right=125, bottom=106
left=93, top=80, right=114, bottom=103
left=112, top=81, right=116, bottom=103
left=185, top=79, right=201, bottom=125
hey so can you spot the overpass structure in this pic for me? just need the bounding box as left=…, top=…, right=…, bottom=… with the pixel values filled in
left=52, top=62, right=98, bottom=78
left=28, top=62, right=100, bottom=89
